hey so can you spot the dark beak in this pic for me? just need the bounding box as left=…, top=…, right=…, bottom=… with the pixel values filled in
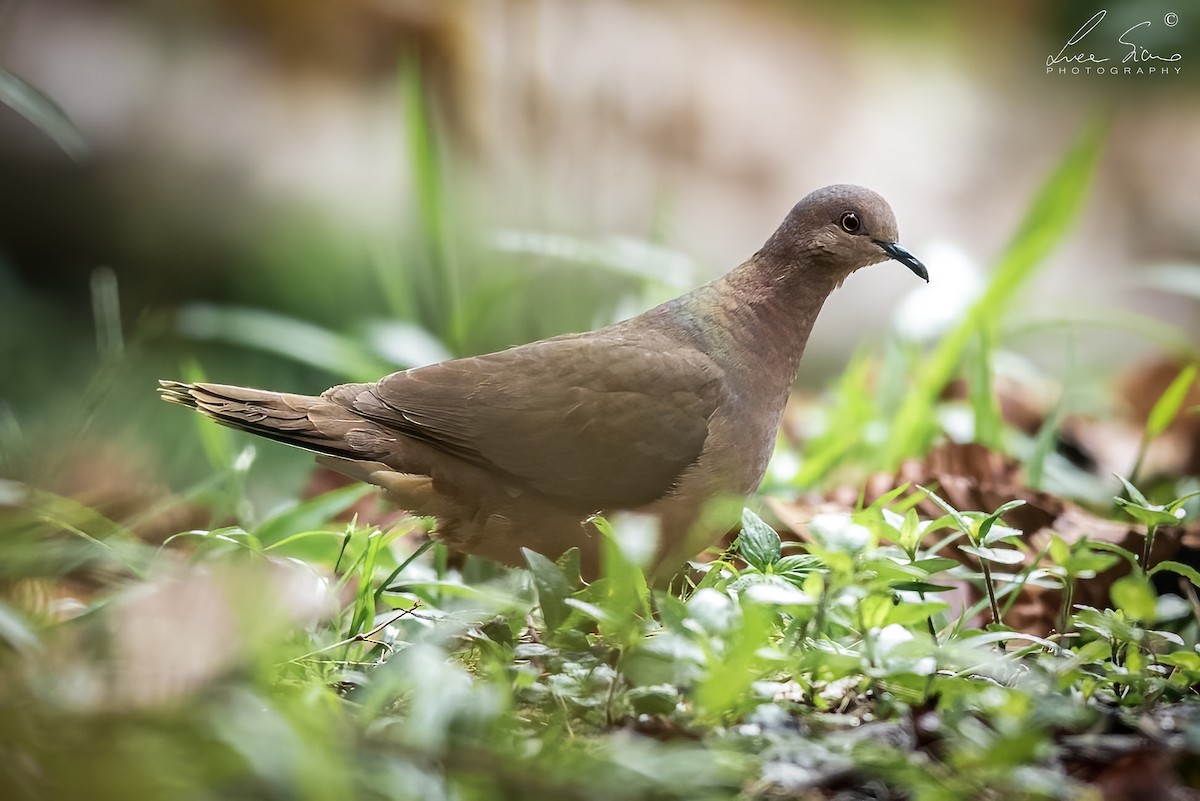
left=875, top=240, right=928, bottom=282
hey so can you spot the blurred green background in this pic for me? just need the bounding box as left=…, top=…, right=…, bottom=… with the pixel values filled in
left=1, top=0, right=1197, bottom=517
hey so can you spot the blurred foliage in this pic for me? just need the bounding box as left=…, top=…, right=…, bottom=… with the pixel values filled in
left=1, top=472, right=1198, bottom=799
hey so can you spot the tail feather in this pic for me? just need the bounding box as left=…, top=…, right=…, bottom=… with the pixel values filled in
left=158, top=380, right=384, bottom=461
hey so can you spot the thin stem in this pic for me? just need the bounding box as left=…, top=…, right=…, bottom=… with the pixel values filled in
left=978, top=559, right=1003, bottom=628
left=375, top=538, right=436, bottom=600
left=1181, top=578, right=1200, bottom=630
left=1130, top=436, right=1149, bottom=488
left=808, top=580, right=831, bottom=640
left=287, top=605, right=421, bottom=665
left=1142, top=523, right=1157, bottom=568
left=1057, top=578, right=1075, bottom=637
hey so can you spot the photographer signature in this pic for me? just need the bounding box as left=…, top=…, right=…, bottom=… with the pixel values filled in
left=1046, top=10, right=1182, bottom=66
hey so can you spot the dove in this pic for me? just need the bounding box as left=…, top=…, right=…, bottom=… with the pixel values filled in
left=160, top=185, right=926, bottom=577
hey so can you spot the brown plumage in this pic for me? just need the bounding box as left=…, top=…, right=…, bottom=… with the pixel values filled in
left=160, top=185, right=927, bottom=577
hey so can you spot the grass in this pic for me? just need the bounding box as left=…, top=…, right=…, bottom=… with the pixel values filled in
left=882, top=116, right=1108, bottom=468
left=3, top=470, right=1197, bottom=800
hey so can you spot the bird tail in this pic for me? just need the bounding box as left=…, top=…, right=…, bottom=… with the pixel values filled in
left=158, top=380, right=387, bottom=461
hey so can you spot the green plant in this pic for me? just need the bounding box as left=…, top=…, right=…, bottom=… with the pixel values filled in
left=882, top=117, right=1107, bottom=467
left=1114, top=474, right=1197, bottom=568
left=919, top=487, right=1026, bottom=629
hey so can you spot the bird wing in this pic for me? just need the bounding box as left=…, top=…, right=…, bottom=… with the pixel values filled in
left=329, top=333, right=726, bottom=509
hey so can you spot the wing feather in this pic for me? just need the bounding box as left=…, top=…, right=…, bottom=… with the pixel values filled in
left=333, top=334, right=725, bottom=508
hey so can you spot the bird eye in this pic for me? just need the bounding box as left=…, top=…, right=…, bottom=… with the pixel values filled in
left=840, top=212, right=861, bottom=233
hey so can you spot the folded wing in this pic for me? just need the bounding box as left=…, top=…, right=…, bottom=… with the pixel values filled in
left=329, top=334, right=726, bottom=509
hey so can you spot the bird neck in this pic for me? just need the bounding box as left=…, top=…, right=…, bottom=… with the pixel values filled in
left=667, top=254, right=839, bottom=389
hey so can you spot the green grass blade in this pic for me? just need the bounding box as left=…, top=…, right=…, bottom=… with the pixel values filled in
left=968, top=324, right=1001, bottom=449
left=176, top=303, right=392, bottom=381
left=1146, top=364, right=1197, bottom=439
left=401, top=60, right=464, bottom=352
left=883, top=118, right=1107, bottom=466
left=0, top=69, right=88, bottom=160
left=254, top=484, right=374, bottom=547
left=1025, top=393, right=1065, bottom=489
left=793, top=347, right=876, bottom=487
left=180, top=359, right=234, bottom=472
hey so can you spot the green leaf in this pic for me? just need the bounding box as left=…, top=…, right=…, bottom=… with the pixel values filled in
left=890, top=580, right=956, bottom=593
left=1159, top=651, right=1200, bottom=672
left=978, top=500, right=1026, bottom=545
left=263, top=529, right=346, bottom=561
left=1047, top=533, right=1070, bottom=566
left=865, top=482, right=911, bottom=513
left=863, top=556, right=925, bottom=582
left=625, top=685, right=680, bottom=716
left=691, top=559, right=732, bottom=594
left=254, top=484, right=374, bottom=546
left=969, top=325, right=1002, bottom=449
left=1114, top=498, right=1183, bottom=528
left=176, top=304, right=392, bottom=381
left=1114, top=474, right=1149, bottom=506
left=898, top=508, right=923, bottom=551
left=740, top=577, right=816, bottom=606
left=399, top=59, right=466, bottom=350
left=523, top=548, right=576, bottom=632
left=694, top=600, right=777, bottom=723
left=918, top=486, right=971, bottom=537
left=592, top=516, right=652, bottom=641
left=1110, top=572, right=1157, bottom=622
left=981, top=523, right=1022, bottom=547
left=1059, top=543, right=1121, bottom=576
left=375, top=539, right=435, bottom=599
left=180, top=360, right=234, bottom=472
left=654, top=591, right=689, bottom=633
left=771, top=554, right=824, bottom=584
left=959, top=544, right=1026, bottom=565
left=793, top=352, right=876, bottom=487
left=1146, top=364, right=1197, bottom=439
left=1026, top=396, right=1066, bottom=489
left=1068, top=638, right=1112, bottom=666
left=1166, top=489, right=1200, bottom=516
left=912, top=556, right=960, bottom=574
left=0, top=69, right=88, bottom=160
left=1148, top=560, right=1200, bottom=588
left=862, top=594, right=948, bottom=628
left=736, top=508, right=781, bottom=571
left=562, top=597, right=612, bottom=625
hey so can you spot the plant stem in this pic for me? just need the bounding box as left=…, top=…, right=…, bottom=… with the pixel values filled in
left=1129, top=436, right=1149, bottom=488
left=979, top=559, right=1003, bottom=628
left=915, top=589, right=938, bottom=644
left=1142, top=523, right=1157, bottom=568
left=808, top=580, right=831, bottom=640
left=1057, top=579, right=1075, bottom=636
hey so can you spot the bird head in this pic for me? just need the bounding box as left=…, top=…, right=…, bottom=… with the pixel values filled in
left=765, top=184, right=928, bottom=283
